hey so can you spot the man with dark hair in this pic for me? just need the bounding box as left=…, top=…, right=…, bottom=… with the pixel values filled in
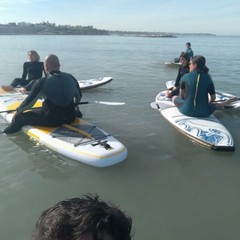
left=31, top=194, right=133, bottom=240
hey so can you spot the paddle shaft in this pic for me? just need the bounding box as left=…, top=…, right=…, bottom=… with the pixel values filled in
left=0, top=102, right=88, bottom=114
left=0, top=100, right=125, bottom=114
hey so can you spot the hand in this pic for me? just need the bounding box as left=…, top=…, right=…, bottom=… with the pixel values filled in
left=19, top=87, right=27, bottom=94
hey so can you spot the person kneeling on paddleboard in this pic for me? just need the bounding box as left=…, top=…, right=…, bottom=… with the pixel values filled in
left=172, top=55, right=238, bottom=117
left=3, top=54, right=82, bottom=134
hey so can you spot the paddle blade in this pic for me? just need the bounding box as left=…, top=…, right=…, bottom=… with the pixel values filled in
left=150, top=102, right=160, bottom=110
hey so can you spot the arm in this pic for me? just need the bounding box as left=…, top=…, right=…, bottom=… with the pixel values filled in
left=174, top=68, right=181, bottom=88
left=209, top=94, right=216, bottom=103
left=180, top=81, right=187, bottom=99
left=16, top=78, right=43, bottom=114
left=23, top=79, right=37, bottom=91
left=208, top=77, right=216, bottom=102
left=70, top=75, right=82, bottom=104
left=21, top=62, right=28, bottom=80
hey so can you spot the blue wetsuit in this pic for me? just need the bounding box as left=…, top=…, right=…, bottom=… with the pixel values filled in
left=3, top=71, right=82, bottom=133
left=176, top=71, right=216, bottom=117
left=185, top=48, right=194, bottom=58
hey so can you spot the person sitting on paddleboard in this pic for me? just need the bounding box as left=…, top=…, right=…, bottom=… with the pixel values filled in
left=172, top=55, right=237, bottom=117
left=3, top=54, right=82, bottom=134
left=2, top=50, right=47, bottom=92
left=174, top=42, right=194, bottom=63
left=165, top=52, right=190, bottom=98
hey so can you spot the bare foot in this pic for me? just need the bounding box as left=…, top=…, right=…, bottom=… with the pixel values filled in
left=2, top=85, right=14, bottom=91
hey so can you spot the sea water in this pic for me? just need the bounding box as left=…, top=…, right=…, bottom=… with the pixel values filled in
left=0, top=35, right=240, bottom=240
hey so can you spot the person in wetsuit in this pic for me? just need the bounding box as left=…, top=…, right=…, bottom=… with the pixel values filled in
left=185, top=42, right=194, bottom=58
left=165, top=52, right=190, bottom=98
left=3, top=54, right=82, bottom=134
left=172, top=55, right=237, bottom=117
left=2, top=50, right=46, bottom=92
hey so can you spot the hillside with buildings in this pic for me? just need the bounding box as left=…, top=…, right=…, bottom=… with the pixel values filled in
left=0, top=21, right=214, bottom=37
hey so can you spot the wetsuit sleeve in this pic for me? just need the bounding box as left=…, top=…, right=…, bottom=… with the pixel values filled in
left=70, top=75, right=82, bottom=104
left=24, top=79, right=36, bottom=91
left=208, top=76, right=215, bottom=95
left=175, top=68, right=181, bottom=87
left=21, top=62, right=28, bottom=80
left=16, top=78, right=44, bottom=114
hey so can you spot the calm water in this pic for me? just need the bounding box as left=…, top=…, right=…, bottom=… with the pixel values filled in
left=0, top=35, right=240, bottom=240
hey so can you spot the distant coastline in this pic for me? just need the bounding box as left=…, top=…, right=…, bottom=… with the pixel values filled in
left=0, top=21, right=215, bottom=37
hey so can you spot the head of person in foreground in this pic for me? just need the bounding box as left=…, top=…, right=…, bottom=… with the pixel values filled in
left=31, top=194, right=133, bottom=240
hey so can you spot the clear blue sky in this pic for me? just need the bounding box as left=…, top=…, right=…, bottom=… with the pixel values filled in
left=1, top=0, right=240, bottom=35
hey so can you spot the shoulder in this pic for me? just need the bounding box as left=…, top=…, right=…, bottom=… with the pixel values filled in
left=37, top=76, right=47, bottom=86
left=182, top=71, right=196, bottom=80
left=60, top=72, right=77, bottom=81
left=37, top=61, right=44, bottom=68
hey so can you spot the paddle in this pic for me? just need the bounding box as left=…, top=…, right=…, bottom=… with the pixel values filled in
left=0, top=100, right=126, bottom=114
left=63, top=124, right=92, bottom=138
left=150, top=102, right=160, bottom=110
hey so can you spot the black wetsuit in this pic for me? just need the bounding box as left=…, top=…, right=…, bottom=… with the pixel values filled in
left=4, top=71, right=82, bottom=134
left=10, top=61, right=46, bottom=90
left=169, top=64, right=189, bottom=97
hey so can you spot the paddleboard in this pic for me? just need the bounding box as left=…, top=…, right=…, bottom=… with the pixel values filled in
left=0, top=88, right=127, bottom=167
left=153, top=91, right=235, bottom=151
left=78, top=77, right=112, bottom=90
left=164, top=61, right=181, bottom=67
left=165, top=80, right=240, bottom=109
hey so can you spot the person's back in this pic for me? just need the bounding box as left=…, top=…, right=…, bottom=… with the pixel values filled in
left=39, top=71, right=80, bottom=122
left=42, top=72, right=78, bottom=107
left=179, top=71, right=215, bottom=117
left=185, top=42, right=194, bottom=58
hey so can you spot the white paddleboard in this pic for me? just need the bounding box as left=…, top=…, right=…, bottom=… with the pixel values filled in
left=0, top=88, right=127, bottom=167
left=78, top=77, right=112, bottom=90
left=164, top=61, right=181, bottom=67
left=153, top=90, right=235, bottom=151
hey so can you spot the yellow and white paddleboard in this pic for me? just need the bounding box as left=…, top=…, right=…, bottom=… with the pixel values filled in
left=0, top=88, right=127, bottom=167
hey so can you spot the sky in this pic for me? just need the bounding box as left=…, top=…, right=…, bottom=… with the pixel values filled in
left=1, top=0, right=240, bottom=35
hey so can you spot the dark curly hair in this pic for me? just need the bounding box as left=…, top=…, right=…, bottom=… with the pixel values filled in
left=31, top=194, right=133, bottom=240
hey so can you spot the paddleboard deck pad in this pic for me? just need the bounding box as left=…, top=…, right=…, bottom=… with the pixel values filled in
left=153, top=90, right=235, bottom=151
left=78, top=77, right=112, bottom=90
left=0, top=88, right=127, bottom=167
